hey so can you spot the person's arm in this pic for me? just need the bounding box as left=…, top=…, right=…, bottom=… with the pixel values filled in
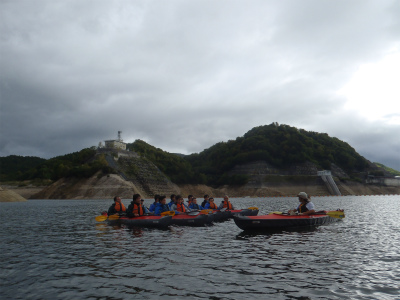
left=107, top=204, right=115, bottom=216
left=218, top=202, right=224, bottom=209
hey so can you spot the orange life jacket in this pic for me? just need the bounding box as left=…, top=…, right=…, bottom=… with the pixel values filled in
left=115, top=202, right=126, bottom=212
left=177, top=203, right=186, bottom=212
left=209, top=202, right=218, bottom=209
left=222, top=201, right=233, bottom=210
left=132, top=203, right=144, bottom=216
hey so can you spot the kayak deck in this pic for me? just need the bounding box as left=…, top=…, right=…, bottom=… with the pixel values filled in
left=233, top=212, right=342, bottom=231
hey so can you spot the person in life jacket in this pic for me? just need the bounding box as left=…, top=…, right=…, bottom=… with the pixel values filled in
left=288, top=192, right=316, bottom=215
left=218, top=195, right=234, bottom=210
left=127, top=194, right=150, bottom=218
left=154, top=195, right=172, bottom=216
left=149, top=195, right=160, bottom=213
left=107, top=196, right=126, bottom=216
left=188, top=197, right=204, bottom=210
left=168, top=194, right=177, bottom=209
left=187, top=194, right=194, bottom=206
left=170, top=195, right=191, bottom=214
left=204, top=197, right=218, bottom=210
left=201, top=194, right=209, bottom=208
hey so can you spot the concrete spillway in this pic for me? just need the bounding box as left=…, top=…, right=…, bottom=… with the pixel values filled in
left=318, top=170, right=341, bottom=196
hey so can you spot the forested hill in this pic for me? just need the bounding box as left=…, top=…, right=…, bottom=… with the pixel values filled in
left=127, top=123, right=374, bottom=186
left=1, top=123, right=388, bottom=186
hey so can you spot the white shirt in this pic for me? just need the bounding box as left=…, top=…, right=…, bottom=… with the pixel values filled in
left=298, top=202, right=315, bottom=211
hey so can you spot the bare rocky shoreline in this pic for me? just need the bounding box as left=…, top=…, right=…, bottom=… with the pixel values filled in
left=2, top=173, right=399, bottom=202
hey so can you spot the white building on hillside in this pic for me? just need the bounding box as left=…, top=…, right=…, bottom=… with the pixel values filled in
left=104, top=131, right=127, bottom=150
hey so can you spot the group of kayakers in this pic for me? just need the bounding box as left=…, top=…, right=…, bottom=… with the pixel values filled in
left=107, top=193, right=236, bottom=217
left=107, top=191, right=315, bottom=218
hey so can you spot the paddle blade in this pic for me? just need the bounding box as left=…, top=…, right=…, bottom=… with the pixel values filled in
left=200, top=209, right=213, bottom=215
left=269, top=211, right=283, bottom=215
left=161, top=211, right=175, bottom=217
left=95, top=215, right=107, bottom=222
left=327, top=211, right=345, bottom=219
left=108, top=214, right=120, bottom=220
left=247, top=206, right=259, bottom=210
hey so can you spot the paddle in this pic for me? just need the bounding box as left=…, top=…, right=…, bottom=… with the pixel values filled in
left=247, top=206, right=259, bottom=210
left=108, top=214, right=120, bottom=220
left=200, top=209, right=214, bottom=215
left=161, top=211, right=175, bottom=217
left=95, top=215, right=107, bottom=222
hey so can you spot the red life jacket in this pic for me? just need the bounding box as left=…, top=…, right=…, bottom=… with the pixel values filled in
left=132, top=203, right=144, bottom=216
left=209, top=202, right=218, bottom=209
left=115, top=202, right=126, bottom=212
left=222, top=201, right=233, bottom=210
left=177, top=203, right=186, bottom=212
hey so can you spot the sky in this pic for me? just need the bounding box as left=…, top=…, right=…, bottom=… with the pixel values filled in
left=1, top=0, right=400, bottom=171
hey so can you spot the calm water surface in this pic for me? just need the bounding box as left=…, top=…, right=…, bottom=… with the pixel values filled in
left=1, top=196, right=399, bottom=300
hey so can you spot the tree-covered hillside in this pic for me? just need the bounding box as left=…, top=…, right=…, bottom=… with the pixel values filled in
left=0, top=148, right=112, bottom=182
left=0, top=155, right=46, bottom=181
left=126, top=123, right=372, bottom=186
left=1, top=124, right=380, bottom=187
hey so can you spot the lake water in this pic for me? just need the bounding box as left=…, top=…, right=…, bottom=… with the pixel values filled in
left=1, top=196, right=399, bottom=300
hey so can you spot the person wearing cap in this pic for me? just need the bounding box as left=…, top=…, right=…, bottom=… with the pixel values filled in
left=218, top=195, right=234, bottom=210
left=107, top=196, right=126, bottom=216
left=188, top=197, right=204, bottom=210
left=288, top=192, right=315, bottom=215
left=154, top=195, right=172, bottom=216
left=204, top=197, right=218, bottom=209
left=126, top=194, right=150, bottom=217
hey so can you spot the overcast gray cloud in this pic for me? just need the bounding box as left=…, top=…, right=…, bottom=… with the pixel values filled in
left=1, top=0, right=400, bottom=171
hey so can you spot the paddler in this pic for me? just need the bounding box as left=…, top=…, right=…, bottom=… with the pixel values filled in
left=288, top=192, right=316, bottom=215
left=154, top=195, right=172, bottom=216
left=201, top=194, right=209, bottom=208
left=168, top=194, right=177, bottom=209
left=218, top=195, right=234, bottom=210
left=127, top=194, right=150, bottom=217
left=188, top=197, right=204, bottom=211
left=149, top=194, right=160, bottom=213
left=204, top=197, right=218, bottom=210
left=187, top=194, right=194, bottom=206
left=107, top=196, right=126, bottom=216
left=170, top=195, right=191, bottom=214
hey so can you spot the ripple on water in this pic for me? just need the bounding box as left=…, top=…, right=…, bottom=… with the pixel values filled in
left=1, top=196, right=400, bottom=299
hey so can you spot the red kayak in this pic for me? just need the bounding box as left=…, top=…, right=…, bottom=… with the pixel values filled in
left=109, top=215, right=172, bottom=228
left=233, top=211, right=344, bottom=230
left=170, top=214, right=212, bottom=227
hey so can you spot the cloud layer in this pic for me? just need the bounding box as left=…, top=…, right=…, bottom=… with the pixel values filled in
left=1, top=0, right=400, bottom=170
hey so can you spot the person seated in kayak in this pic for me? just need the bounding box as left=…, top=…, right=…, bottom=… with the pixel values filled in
left=288, top=192, right=316, bottom=215
left=204, top=197, right=218, bottom=210
left=201, top=194, right=209, bottom=208
left=107, top=196, right=126, bottom=216
left=149, top=195, right=160, bottom=213
left=171, top=195, right=191, bottom=214
left=141, top=199, right=152, bottom=214
left=154, top=195, right=172, bottom=216
left=168, top=194, right=177, bottom=209
left=218, top=195, right=234, bottom=210
left=127, top=194, right=150, bottom=217
left=187, top=194, right=194, bottom=206
left=188, top=197, right=204, bottom=211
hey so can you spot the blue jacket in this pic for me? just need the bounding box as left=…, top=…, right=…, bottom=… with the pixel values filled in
left=149, top=202, right=158, bottom=212
left=154, top=203, right=172, bottom=216
left=189, top=203, right=204, bottom=210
